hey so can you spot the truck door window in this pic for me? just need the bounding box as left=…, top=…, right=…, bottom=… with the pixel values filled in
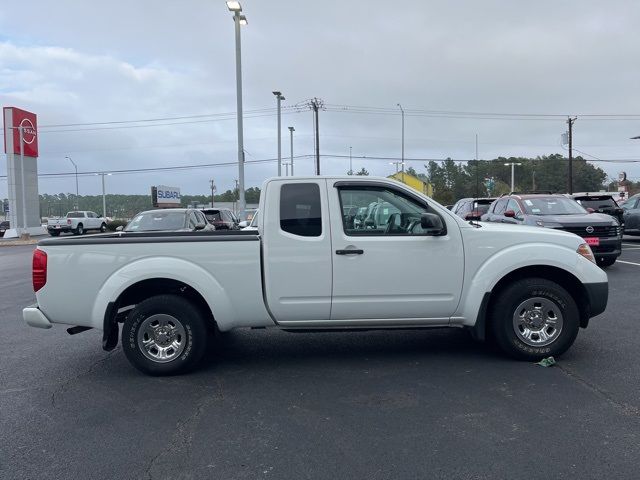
left=506, top=199, right=522, bottom=217
left=280, top=183, right=322, bottom=237
left=338, top=186, right=431, bottom=235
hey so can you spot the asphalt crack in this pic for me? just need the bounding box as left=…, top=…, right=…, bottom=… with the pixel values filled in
left=140, top=381, right=223, bottom=480
left=50, top=348, right=120, bottom=407
left=556, top=363, right=639, bottom=417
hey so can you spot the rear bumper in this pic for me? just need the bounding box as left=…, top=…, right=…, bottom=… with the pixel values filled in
left=47, top=226, right=73, bottom=232
left=23, top=305, right=53, bottom=329
left=585, top=282, right=608, bottom=318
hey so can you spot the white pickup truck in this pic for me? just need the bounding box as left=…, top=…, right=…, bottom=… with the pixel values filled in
left=24, top=177, right=608, bottom=375
left=47, top=211, right=108, bottom=236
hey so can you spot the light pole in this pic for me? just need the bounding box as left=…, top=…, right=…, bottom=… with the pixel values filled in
left=227, top=1, right=247, bottom=216
left=210, top=179, right=216, bottom=207
left=397, top=103, right=405, bottom=173
left=504, top=162, right=522, bottom=192
left=273, top=91, right=285, bottom=176
left=389, top=161, right=404, bottom=174
left=95, top=172, right=112, bottom=217
left=288, top=126, right=295, bottom=176
left=283, top=162, right=291, bottom=176
left=349, top=146, right=353, bottom=175
left=65, top=156, right=79, bottom=209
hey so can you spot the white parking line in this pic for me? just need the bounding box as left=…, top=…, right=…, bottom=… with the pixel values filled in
left=616, top=260, right=640, bottom=267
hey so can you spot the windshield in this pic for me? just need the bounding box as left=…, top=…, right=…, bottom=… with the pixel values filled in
left=521, top=197, right=587, bottom=215
left=472, top=202, right=492, bottom=214
left=125, top=211, right=186, bottom=231
left=575, top=197, right=618, bottom=209
left=204, top=212, right=222, bottom=222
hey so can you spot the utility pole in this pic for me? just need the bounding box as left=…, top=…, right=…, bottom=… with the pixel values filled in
left=309, top=98, right=323, bottom=175
left=288, top=126, right=295, bottom=176
left=567, top=116, right=577, bottom=194
left=273, top=91, right=285, bottom=176
left=397, top=103, right=405, bottom=173
left=209, top=179, right=216, bottom=207
left=475, top=134, right=479, bottom=199
left=234, top=179, right=239, bottom=215
left=65, top=156, right=78, bottom=209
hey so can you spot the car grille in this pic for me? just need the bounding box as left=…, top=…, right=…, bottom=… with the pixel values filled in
left=557, top=225, right=620, bottom=238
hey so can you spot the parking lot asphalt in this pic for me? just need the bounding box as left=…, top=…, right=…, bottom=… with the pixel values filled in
left=2, top=241, right=640, bottom=480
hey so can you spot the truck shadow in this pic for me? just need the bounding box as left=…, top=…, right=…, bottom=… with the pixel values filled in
left=199, top=327, right=500, bottom=373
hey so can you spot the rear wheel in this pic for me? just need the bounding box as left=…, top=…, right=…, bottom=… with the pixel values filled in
left=49, top=231, right=60, bottom=237
left=100, top=222, right=107, bottom=233
left=489, top=278, right=580, bottom=361
left=74, top=223, right=84, bottom=235
left=596, top=257, right=616, bottom=268
left=122, top=294, right=208, bottom=376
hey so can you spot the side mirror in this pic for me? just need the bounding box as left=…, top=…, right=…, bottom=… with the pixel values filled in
left=195, top=221, right=207, bottom=230
left=420, top=213, right=445, bottom=235
left=238, top=220, right=249, bottom=228
left=115, top=226, right=123, bottom=232
left=586, top=207, right=595, bottom=214
left=504, top=210, right=516, bottom=218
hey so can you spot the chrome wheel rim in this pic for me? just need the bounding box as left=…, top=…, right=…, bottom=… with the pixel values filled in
left=512, top=297, right=563, bottom=347
left=137, top=314, right=187, bottom=363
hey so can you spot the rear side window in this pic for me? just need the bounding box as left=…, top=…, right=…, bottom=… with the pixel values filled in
left=280, top=183, right=322, bottom=237
left=493, top=199, right=508, bottom=215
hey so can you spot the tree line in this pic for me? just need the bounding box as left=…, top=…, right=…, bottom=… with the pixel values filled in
left=33, top=187, right=261, bottom=219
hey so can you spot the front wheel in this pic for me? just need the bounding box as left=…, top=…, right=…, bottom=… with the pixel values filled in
left=489, top=278, right=580, bottom=361
left=122, top=295, right=208, bottom=376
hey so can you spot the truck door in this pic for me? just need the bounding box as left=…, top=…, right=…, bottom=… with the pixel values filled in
left=328, top=181, right=464, bottom=322
left=262, top=179, right=333, bottom=321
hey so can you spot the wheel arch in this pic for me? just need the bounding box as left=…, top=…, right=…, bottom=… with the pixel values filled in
left=471, top=265, right=590, bottom=342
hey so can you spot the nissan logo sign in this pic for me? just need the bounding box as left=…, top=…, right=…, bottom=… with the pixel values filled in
left=19, top=118, right=37, bottom=145
left=586, top=226, right=594, bottom=234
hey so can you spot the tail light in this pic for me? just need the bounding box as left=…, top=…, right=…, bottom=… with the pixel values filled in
left=67, top=219, right=71, bottom=225
left=33, top=249, right=47, bottom=292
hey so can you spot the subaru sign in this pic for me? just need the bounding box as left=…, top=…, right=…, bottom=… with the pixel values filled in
left=152, top=185, right=181, bottom=208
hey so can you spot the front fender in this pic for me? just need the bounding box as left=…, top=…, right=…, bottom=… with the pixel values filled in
left=90, top=256, right=234, bottom=330
left=455, top=242, right=607, bottom=326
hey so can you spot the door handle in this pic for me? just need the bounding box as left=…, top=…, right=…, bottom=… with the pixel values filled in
left=336, top=249, right=364, bottom=255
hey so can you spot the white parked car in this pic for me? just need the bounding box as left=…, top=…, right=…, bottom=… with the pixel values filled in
left=47, top=211, right=107, bottom=236
left=24, top=176, right=608, bottom=375
left=240, top=209, right=259, bottom=231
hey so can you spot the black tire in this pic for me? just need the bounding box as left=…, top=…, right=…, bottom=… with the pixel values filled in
left=489, top=277, right=580, bottom=361
left=49, top=231, right=60, bottom=237
left=100, top=223, right=107, bottom=233
left=596, top=257, right=616, bottom=268
left=122, top=294, right=208, bottom=376
left=74, top=223, right=84, bottom=235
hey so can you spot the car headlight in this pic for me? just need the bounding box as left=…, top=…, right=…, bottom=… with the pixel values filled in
left=577, top=243, right=596, bottom=264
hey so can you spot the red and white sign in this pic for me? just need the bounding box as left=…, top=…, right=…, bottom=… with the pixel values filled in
left=3, top=107, right=38, bottom=157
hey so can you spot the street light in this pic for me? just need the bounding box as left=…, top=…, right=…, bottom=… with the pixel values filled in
left=504, top=162, right=522, bottom=192
left=389, top=161, right=404, bottom=173
left=95, top=172, right=112, bottom=217
left=273, top=91, right=285, bottom=176
left=65, top=156, right=79, bottom=209
left=288, top=126, right=295, bottom=176
left=227, top=1, right=247, bottom=217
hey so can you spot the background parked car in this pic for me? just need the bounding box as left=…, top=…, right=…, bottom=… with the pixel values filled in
left=123, top=209, right=213, bottom=233
left=240, top=209, right=259, bottom=231
left=202, top=208, right=240, bottom=230
left=451, top=197, right=497, bottom=221
left=0, top=220, right=9, bottom=237
left=47, top=211, right=107, bottom=236
left=620, top=193, right=640, bottom=236
left=569, top=193, right=624, bottom=226
left=483, top=193, right=621, bottom=267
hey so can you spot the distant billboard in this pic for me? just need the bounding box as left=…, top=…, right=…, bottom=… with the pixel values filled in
left=152, top=185, right=181, bottom=208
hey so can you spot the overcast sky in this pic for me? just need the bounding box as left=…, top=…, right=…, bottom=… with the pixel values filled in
left=2, top=0, right=640, bottom=198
